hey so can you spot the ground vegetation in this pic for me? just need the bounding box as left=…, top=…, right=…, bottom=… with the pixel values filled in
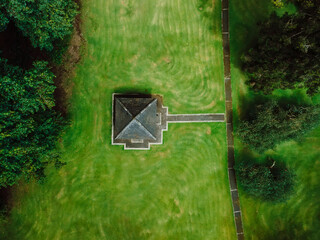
left=1, top=0, right=78, bottom=51
left=235, top=156, right=295, bottom=201
left=237, top=99, right=320, bottom=152
left=242, top=0, right=320, bottom=95
left=0, top=58, right=66, bottom=187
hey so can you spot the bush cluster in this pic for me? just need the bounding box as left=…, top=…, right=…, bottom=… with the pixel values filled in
left=236, top=158, right=295, bottom=201
left=0, top=0, right=78, bottom=187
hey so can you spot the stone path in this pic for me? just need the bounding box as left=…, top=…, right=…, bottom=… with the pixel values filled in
left=167, top=113, right=225, bottom=122
left=221, top=0, right=245, bottom=239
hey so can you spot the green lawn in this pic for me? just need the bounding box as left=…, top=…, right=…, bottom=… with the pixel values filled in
left=230, top=0, right=320, bottom=239
left=4, top=0, right=236, bottom=239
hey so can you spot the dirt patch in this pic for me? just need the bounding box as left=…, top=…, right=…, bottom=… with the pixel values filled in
left=52, top=0, right=86, bottom=116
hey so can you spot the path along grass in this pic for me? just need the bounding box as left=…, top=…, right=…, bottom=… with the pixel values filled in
left=4, top=0, right=236, bottom=239
left=230, top=0, right=320, bottom=239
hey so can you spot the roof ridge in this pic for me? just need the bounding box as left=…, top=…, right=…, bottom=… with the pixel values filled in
left=135, top=99, right=157, bottom=138
left=135, top=98, right=157, bottom=119
left=116, top=98, right=133, bottom=117
left=134, top=119, right=156, bottom=140
left=115, top=119, right=156, bottom=140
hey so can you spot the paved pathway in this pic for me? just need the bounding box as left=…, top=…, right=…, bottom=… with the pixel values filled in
left=221, top=0, right=245, bottom=239
left=167, top=113, right=225, bottom=122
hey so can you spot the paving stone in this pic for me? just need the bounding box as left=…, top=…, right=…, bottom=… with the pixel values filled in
left=225, top=102, right=233, bottom=123
left=225, top=78, right=232, bottom=101
left=222, top=0, right=229, bottom=9
left=228, top=168, right=237, bottom=190
left=228, top=146, right=235, bottom=168
left=222, top=10, right=229, bottom=33
left=234, top=211, right=244, bottom=234
left=232, top=191, right=241, bottom=212
left=166, top=114, right=224, bottom=122
left=226, top=123, right=234, bottom=146
left=223, top=35, right=230, bottom=54
left=223, top=56, right=231, bottom=77
left=237, top=233, right=245, bottom=240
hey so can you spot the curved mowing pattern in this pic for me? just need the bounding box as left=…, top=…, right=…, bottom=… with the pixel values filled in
left=6, top=0, right=236, bottom=239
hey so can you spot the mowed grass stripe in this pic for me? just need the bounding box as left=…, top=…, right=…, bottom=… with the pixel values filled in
left=7, top=0, right=235, bottom=239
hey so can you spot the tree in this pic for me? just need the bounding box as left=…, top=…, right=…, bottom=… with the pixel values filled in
left=235, top=157, right=295, bottom=201
left=272, top=0, right=285, bottom=8
left=0, top=1, right=9, bottom=32
left=4, top=0, right=78, bottom=51
left=0, top=58, right=65, bottom=187
left=288, top=0, right=320, bottom=9
left=237, top=99, right=320, bottom=152
left=242, top=0, right=320, bottom=95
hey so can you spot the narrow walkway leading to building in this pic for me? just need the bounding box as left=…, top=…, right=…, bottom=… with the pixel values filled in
left=220, top=0, right=245, bottom=239
left=167, top=113, right=225, bottom=122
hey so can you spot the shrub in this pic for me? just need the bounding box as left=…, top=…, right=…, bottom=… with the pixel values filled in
left=0, top=1, right=9, bottom=32
left=237, top=99, right=320, bottom=152
left=6, top=0, right=78, bottom=51
left=0, top=58, right=65, bottom=187
left=242, top=1, right=320, bottom=95
left=235, top=157, right=295, bottom=201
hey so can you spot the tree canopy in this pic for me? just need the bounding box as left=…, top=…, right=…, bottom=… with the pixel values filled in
left=242, top=0, right=320, bottom=95
left=0, top=1, right=9, bottom=32
left=0, top=58, right=65, bottom=187
left=237, top=99, right=320, bottom=152
left=235, top=157, right=295, bottom=201
left=1, top=0, right=78, bottom=51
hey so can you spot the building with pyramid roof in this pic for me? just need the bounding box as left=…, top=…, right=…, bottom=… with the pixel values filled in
left=112, top=93, right=225, bottom=150
left=112, top=94, right=168, bottom=149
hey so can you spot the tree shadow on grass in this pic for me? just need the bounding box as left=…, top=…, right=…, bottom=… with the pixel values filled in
left=0, top=187, right=11, bottom=239
left=236, top=92, right=269, bottom=122
left=0, top=187, right=11, bottom=216
left=238, top=145, right=320, bottom=239
left=259, top=219, right=315, bottom=240
left=229, top=0, right=298, bottom=77
left=229, top=0, right=272, bottom=69
left=234, top=147, right=273, bottom=170
left=113, top=87, right=153, bottom=95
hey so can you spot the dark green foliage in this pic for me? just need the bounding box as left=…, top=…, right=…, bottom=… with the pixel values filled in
left=235, top=157, right=295, bottom=201
left=0, top=58, right=65, bottom=187
left=242, top=0, right=320, bottom=95
left=237, top=99, right=320, bottom=152
left=49, top=34, right=72, bottom=65
left=5, top=0, right=78, bottom=51
left=288, top=0, right=320, bottom=9
left=0, top=2, right=9, bottom=32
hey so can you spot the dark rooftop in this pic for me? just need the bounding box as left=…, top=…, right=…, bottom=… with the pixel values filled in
left=112, top=93, right=225, bottom=150
left=112, top=94, right=167, bottom=149
left=114, top=97, right=158, bottom=140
